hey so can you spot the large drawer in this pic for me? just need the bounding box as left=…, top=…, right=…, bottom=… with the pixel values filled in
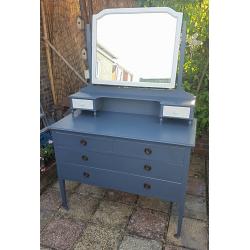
left=54, top=147, right=184, bottom=183
left=51, top=131, right=113, bottom=153
left=59, top=163, right=182, bottom=202
left=113, top=139, right=186, bottom=165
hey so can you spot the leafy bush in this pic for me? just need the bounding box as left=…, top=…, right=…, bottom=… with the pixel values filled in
left=40, top=140, right=55, bottom=166
left=138, top=0, right=209, bottom=136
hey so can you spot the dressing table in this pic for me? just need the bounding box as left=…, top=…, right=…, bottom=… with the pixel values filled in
left=50, top=7, right=196, bottom=237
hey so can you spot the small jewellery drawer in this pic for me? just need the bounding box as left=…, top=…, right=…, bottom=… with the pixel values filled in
left=51, top=131, right=113, bottom=153
left=60, top=164, right=182, bottom=202
left=113, top=139, right=186, bottom=165
left=54, top=147, right=184, bottom=183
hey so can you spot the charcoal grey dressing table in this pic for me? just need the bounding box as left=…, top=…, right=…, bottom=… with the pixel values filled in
left=50, top=7, right=196, bottom=237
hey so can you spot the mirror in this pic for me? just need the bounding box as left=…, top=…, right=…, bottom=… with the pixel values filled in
left=92, top=8, right=183, bottom=89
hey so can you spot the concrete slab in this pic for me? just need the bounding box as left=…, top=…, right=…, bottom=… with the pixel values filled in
left=166, top=216, right=208, bottom=250
left=41, top=218, right=85, bottom=250
left=58, top=193, right=99, bottom=221
left=164, top=245, right=186, bottom=250
left=74, top=224, right=122, bottom=250
left=119, top=235, right=162, bottom=250
left=105, top=189, right=138, bottom=205
left=52, top=180, right=80, bottom=194
left=40, top=189, right=61, bottom=211
left=127, top=208, right=168, bottom=241
left=137, top=196, right=171, bottom=213
left=76, top=183, right=106, bottom=199
left=40, top=209, right=55, bottom=232
left=92, top=200, right=133, bottom=229
left=187, top=177, right=206, bottom=197
left=172, top=194, right=207, bottom=221
left=189, top=156, right=206, bottom=180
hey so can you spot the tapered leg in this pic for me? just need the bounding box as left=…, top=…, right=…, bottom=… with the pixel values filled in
left=174, top=201, right=184, bottom=238
left=59, top=179, right=68, bottom=210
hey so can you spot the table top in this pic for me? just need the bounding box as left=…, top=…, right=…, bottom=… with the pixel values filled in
left=50, top=111, right=197, bottom=147
left=70, top=85, right=196, bottom=107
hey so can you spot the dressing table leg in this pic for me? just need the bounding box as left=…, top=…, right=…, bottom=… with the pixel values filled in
left=59, top=179, right=68, bottom=210
left=175, top=201, right=184, bottom=238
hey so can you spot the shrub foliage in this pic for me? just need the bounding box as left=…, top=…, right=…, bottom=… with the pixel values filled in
left=138, top=0, right=209, bottom=135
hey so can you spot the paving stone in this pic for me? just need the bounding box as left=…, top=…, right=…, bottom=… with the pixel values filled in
left=105, top=189, right=138, bottom=205
left=127, top=208, right=168, bottom=241
left=187, top=177, right=206, bottom=197
left=52, top=180, right=80, bottom=194
left=190, top=155, right=205, bottom=165
left=92, top=200, right=133, bottom=229
left=76, top=183, right=106, bottom=199
left=40, top=189, right=61, bottom=211
left=74, top=224, right=122, bottom=250
left=40, top=209, right=55, bottom=232
left=164, top=245, right=186, bottom=250
left=59, top=193, right=99, bottom=221
left=189, top=156, right=206, bottom=180
left=40, top=246, right=53, bottom=250
left=119, top=235, right=162, bottom=250
left=166, top=216, right=208, bottom=250
left=138, top=196, right=170, bottom=213
left=41, top=218, right=84, bottom=250
left=172, top=195, right=207, bottom=221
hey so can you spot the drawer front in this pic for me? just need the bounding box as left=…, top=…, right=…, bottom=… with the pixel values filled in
left=55, top=147, right=184, bottom=183
left=113, top=139, right=185, bottom=165
left=52, top=131, right=113, bottom=153
left=59, top=164, right=182, bottom=202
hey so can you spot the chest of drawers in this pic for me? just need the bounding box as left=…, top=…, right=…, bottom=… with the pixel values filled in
left=50, top=111, right=196, bottom=237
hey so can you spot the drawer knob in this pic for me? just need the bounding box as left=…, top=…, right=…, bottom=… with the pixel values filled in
left=83, top=172, right=90, bottom=178
left=81, top=155, right=88, bottom=161
left=144, top=165, right=152, bottom=171
left=144, top=148, right=152, bottom=155
left=80, top=139, right=87, bottom=146
left=144, top=183, right=151, bottom=190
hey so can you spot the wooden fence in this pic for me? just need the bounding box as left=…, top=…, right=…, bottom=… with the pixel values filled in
left=41, top=0, right=135, bottom=109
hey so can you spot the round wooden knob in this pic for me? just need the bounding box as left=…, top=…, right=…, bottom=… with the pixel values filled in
left=80, top=139, right=87, bottom=146
left=81, top=155, right=88, bottom=161
left=144, top=183, right=151, bottom=190
left=144, top=148, right=152, bottom=155
left=83, top=172, right=90, bottom=178
left=144, top=165, right=152, bottom=171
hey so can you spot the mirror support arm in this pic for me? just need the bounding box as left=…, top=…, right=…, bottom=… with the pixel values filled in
left=85, top=23, right=92, bottom=83
left=177, top=21, right=186, bottom=90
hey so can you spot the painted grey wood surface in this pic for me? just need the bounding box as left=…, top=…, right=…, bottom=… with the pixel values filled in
left=55, top=146, right=184, bottom=183
left=51, top=110, right=195, bottom=237
left=50, top=111, right=196, bottom=147
left=70, top=85, right=195, bottom=106
left=58, top=163, right=183, bottom=202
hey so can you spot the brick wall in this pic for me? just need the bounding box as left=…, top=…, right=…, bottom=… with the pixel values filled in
left=40, top=0, right=136, bottom=119
left=194, top=133, right=209, bottom=157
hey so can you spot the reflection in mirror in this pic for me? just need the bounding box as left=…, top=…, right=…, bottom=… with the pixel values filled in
left=93, top=9, right=182, bottom=88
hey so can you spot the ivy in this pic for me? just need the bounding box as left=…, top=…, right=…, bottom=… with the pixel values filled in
left=137, top=0, right=209, bottom=136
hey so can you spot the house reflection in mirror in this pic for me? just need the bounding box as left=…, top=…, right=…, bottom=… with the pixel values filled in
left=96, top=43, right=133, bottom=82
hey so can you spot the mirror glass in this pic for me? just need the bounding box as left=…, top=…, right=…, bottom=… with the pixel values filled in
left=92, top=9, right=182, bottom=88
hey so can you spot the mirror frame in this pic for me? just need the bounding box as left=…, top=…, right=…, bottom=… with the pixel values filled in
left=91, top=7, right=183, bottom=89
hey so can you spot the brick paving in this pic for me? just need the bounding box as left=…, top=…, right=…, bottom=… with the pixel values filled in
left=41, top=154, right=208, bottom=250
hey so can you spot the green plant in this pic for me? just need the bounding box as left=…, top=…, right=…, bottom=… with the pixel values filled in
left=40, top=140, right=55, bottom=165
left=137, top=0, right=209, bottom=136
